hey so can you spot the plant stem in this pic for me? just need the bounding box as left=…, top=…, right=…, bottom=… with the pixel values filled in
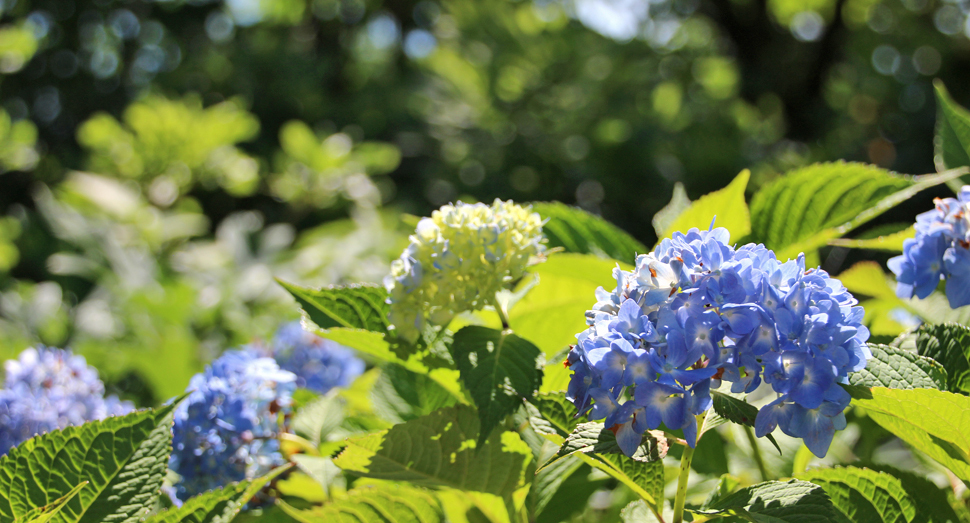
left=744, top=425, right=769, bottom=481
left=497, top=304, right=511, bottom=330
left=672, top=444, right=695, bottom=523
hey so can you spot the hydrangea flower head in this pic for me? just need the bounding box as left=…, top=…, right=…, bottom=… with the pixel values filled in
left=385, top=199, right=545, bottom=342
left=889, top=187, right=970, bottom=308
left=0, top=346, right=134, bottom=455
left=567, top=225, right=869, bottom=458
left=270, top=321, right=364, bottom=393
left=169, top=349, right=296, bottom=502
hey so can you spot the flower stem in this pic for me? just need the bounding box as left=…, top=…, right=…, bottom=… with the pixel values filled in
left=672, top=443, right=695, bottom=523
left=496, top=304, right=511, bottom=330
left=744, top=425, right=769, bottom=481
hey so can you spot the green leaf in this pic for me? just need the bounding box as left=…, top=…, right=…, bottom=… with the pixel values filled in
left=0, top=404, right=176, bottom=523
left=652, top=182, right=691, bottom=239
left=277, top=279, right=390, bottom=332
left=619, top=500, right=663, bottom=523
left=663, top=169, right=750, bottom=241
left=17, top=483, right=87, bottom=523
left=846, top=386, right=970, bottom=483
left=143, top=466, right=289, bottom=523
left=531, top=201, right=647, bottom=263
left=544, top=422, right=668, bottom=467
left=313, top=328, right=466, bottom=402
left=332, top=406, right=531, bottom=498
left=450, top=326, right=544, bottom=444
left=916, top=323, right=970, bottom=394
left=370, top=363, right=458, bottom=424
left=279, top=482, right=444, bottom=523
left=864, top=464, right=965, bottom=523
left=527, top=392, right=582, bottom=439
left=764, top=166, right=967, bottom=261
left=849, top=344, right=948, bottom=391
left=507, top=253, right=628, bottom=357
left=292, top=393, right=344, bottom=447
left=697, top=479, right=840, bottom=522
left=934, top=80, right=970, bottom=171
left=750, top=162, right=909, bottom=253
left=531, top=454, right=584, bottom=518
left=574, top=452, right=665, bottom=509
left=707, top=391, right=781, bottom=454
left=828, top=226, right=914, bottom=252
left=290, top=455, right=341, bottom=497
left=797, top=466, right=916, bottom=523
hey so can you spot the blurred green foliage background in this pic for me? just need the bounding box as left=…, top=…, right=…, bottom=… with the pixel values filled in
left=0, top=0, right=969, bottom=405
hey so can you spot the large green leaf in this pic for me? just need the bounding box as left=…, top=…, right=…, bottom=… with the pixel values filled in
left=451, top=326, right=543, bottom=444
left=749, top=163, right=966, bottom=261
left=506, top=253, right=627, bottom=357
left=696, top=479, right=839, bottom=522
left=934, top=80, right=970, bottom=171
left=312, top=328, right=465, bottom=402
left=277, top=280, right=390, bottom=332
left=797, top=467, right=916, bottom=523
left=750, top=162, right=908, bottom=252
left=849, top=344, right=948, bottom=391
left=143, top=466, right=289, bottom=523
left=531, top=201, right=647, bottom=263
left=292, top=393, right=345, bottom=447
left=370, top=363, right=458, bottom=424
left=332, top=406, right=531, bottom=498
left=916, top=323, right=970, bottom=394
left=280, top=482, right=444, bottom=523
left=846, top=386, right=970, bottom=482
left=652, top=182, right=691, bottom=239
left=527, top=392, right=582, bottom=439
left=575, top=452, right=665, bottom=509
left=531, top=453, right=583, bottom=519
left=865, top=464, right=965, bottom=523
left=662, top=169, right=750, bottom=241
left=17, top=483, right=87, bottom=523
left=0, top=405, right=176, bottom=523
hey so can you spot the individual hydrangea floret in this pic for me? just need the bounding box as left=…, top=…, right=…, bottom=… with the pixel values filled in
left=384, top=199, right=545, bottom=342
left=889, top=186, right=970, bottom=308
left=566, top=225, right=870, bottom=458
left=0, top=346, right=134, bottom=455
left=169, top=349, right=296, bottom=502
left=269, top=321, right=364, bottom=394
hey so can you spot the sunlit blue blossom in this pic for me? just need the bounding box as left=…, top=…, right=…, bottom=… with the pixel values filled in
left=269, top=321, right=364, bottom=394
left=566, top=224, right=869, bottom=458
left=0, top=346, right=134, bottom=455
left=169, top=349, right=296, bottom=502
left=889, top=188, right=970, bottom=308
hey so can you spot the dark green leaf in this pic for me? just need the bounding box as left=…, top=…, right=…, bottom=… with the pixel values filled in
left=143, top=466, right=289, bottom=523
left=934, top=80, right=970, bottom=171
left=531, top=201, right=646, bottom=263
left=450, top=326, right=544, bottom=444
left=797, top=466, right=915, bottom=523
left=332, top=406, right=531, bottom=498
left=697, top=479, right=840, bottom=522
left=865, top=464, right=964, bottom=523
left=370, top=363, right=458, bottom=424
left=527, top=392, right=582, bottom=439
left=0, top=404, right=176, bottom=523
left=916, top=323, right=970, bottom=394
left=277, top=279, right=389, bottom=332
left=850, top=343, right=948, bottom=391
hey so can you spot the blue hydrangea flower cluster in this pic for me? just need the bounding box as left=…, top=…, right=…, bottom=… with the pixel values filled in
left=888, top=187, right=970, bottom=308
left=169, top=349, right=296, bottom=502
left=566, top=226, right=870, bottom=458
left=0, top=346, right=133, bottom=455
left=269, top=321, right=364, bottom=394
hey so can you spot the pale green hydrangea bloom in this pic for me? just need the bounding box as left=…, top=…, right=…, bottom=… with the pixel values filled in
left=384, top=199, right=545, bottom=342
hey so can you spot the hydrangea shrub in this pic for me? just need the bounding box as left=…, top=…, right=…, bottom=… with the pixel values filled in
left=0, top=346, right=133, bottom=455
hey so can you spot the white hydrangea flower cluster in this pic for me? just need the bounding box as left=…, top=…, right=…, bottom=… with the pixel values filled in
left=385, top=199, right=545, bottom=342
